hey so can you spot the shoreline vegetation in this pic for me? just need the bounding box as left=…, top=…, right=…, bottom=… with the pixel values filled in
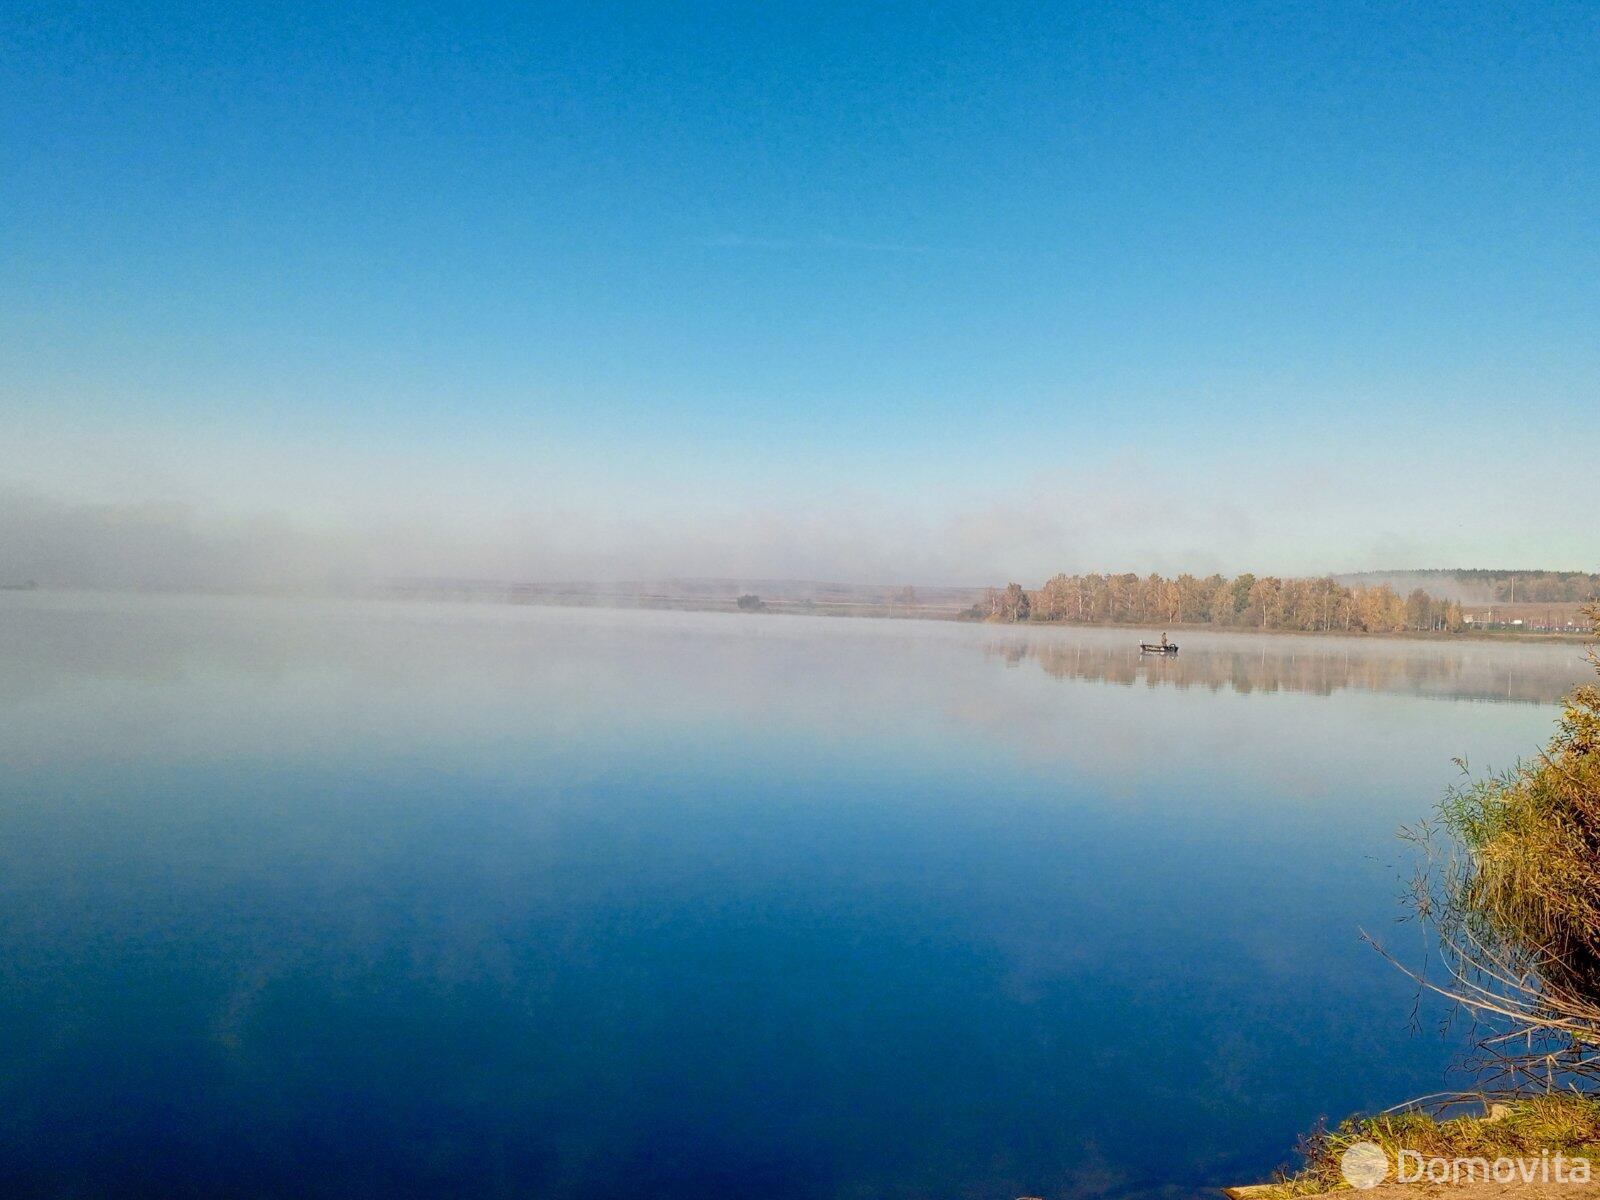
left=366, top=576, right=1600, bottom=649
left=6, top=578, right=1592, bottom=643
left=377, top=569, right=1600, bottom=640
left=1244, top=1096, right=1600, bottom=1199
left=968, top=572, right=1596, bottom=636
left=1244, top=606, right=1600, bottom=1197
left=376, top=571, right=1598, bottom=643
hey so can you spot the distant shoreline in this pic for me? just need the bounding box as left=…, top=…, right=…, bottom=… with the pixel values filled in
left=5, top=583, right=1589, bottom=645
left=377, top=587, right=1593, bottom=644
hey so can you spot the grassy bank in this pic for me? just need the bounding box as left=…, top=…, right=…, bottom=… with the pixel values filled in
left=1263, top=1096, right=1600, bottom=1196
left=1249, top=606, right=1600, bottom=1195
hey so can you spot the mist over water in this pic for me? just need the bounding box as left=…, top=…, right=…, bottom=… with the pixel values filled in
left=0, top=593, right=1591, bottom=1199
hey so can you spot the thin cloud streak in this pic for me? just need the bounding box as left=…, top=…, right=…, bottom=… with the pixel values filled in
left=692, top=232, right=1006, bottom=259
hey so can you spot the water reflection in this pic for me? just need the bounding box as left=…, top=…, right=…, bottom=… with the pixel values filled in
left=0, top=592, right=1594, bottom=1200
left=982, top=627, right=1589, bottom=705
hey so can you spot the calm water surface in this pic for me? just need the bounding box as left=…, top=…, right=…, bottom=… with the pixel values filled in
left=0, top=593, right=1592, bottom=1199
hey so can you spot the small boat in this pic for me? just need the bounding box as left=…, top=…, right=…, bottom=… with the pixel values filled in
left=1139, top=640, right=1179, bottom=654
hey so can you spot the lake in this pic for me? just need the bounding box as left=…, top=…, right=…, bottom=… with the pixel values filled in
left=0, top=592, right=1591, bottom=1199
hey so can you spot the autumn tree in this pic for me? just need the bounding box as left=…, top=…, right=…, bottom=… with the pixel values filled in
left=998, top=582, right=1030, bottom=622
left=984, top=570, right=1484, bottom=635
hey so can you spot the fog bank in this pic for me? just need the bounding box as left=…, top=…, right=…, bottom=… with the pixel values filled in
left=2, top=478, right=1592, bottom=595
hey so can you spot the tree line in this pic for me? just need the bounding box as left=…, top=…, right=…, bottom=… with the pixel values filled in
left=971, top=572, right=1465, bottom=633
left=1442, top=570, right=1600, bottom=603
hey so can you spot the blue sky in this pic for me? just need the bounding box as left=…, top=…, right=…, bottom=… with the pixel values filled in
left=4, top=2, right=1597, bottom=586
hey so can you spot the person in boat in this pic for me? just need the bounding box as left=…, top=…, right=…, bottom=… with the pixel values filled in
left=1160, top=632, right=1169, bottom=648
